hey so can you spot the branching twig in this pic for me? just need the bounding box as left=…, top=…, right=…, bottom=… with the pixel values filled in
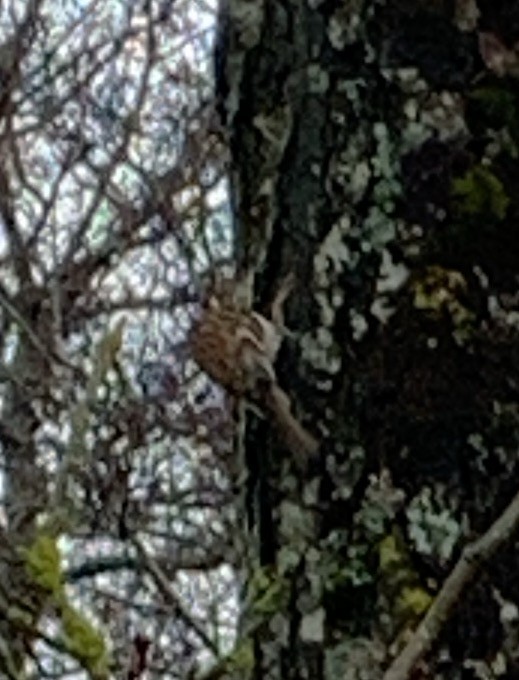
left=132, top=538, right=220, bottom=657
left=0, top=285, right=56, bottom=366
left=383, top=487, right=519, bottom=680
left=0, top=284, right=82, bottom=377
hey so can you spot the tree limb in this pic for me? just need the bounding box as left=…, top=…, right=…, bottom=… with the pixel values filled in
left=383, top=487, right=519, bottom=680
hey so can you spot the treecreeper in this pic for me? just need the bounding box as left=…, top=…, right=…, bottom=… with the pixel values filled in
left=190, top=274, right=319, bottom=464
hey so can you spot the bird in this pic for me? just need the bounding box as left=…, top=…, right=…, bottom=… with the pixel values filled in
left=189, top=274, right=319, bottom=464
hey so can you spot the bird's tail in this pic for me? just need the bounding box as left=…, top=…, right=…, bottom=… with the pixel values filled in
left=267, top=384, right=319, bottom=464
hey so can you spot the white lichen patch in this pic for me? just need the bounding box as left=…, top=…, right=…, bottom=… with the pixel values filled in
left=300, top=608, right=325, bottom=643
left=403, top=97, right=419, bottom=121
left=327, top=8, right=361, bottom=49
left=454, top=0, right=480, bottom=32
left=349, top=309, right=368, bottom=341
left=314, top=291, right=336, bottom=327
left=350, top=160, right=372, bottom=204
left=420, top=91, right=467, bottom=141
left=400, top=120, right=430, bottom=152
left=393, top=67, right=427, bottom=94
left=370, top=296, right=396, bottom=324
left=337, top=77, right=364, bottom=102
left=269, top=612, right=290, bottom=642
left=331, top=286, right=344, bottom=308
left=307, top=63, right=330, bottom=94
left=316, top=326, right=334, bottom=349
left=300, top=330, right=342, bottom=373
left=389, top=67, right=467, bottom=149
left=376, top=249, right=409, bottom=294
left=316, top=378, right=334, bottom=392
left=307, top=0, right=326, bottom=8
left=231, top=0, right=265, bottom=48
left=279, top=500, right=317, bottom=543
left=302, top=478, right=321, bottom=505
left=362, top=206, right=397, bottom=249
left=406, top=487, right=462, bottom=564
left=313, top=219, right=354, bottom=281
left=372, top=122, right=395, bottom=179
left=252, top=104, right=292, bottom=151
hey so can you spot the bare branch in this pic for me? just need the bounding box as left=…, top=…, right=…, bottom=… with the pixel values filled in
left=383, top=488, right=519, bottom=680
left=133, top=538, right=221, bottom=658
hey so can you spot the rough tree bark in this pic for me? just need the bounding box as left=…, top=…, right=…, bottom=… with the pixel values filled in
left=218, top=1, right=519, bottom=678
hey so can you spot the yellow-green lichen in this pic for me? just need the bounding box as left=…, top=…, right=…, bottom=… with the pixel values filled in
left=451, top=165, right=510, bottom=220
left=396, top=585, right=433, bottom=620
left=412, top=266, right=475, bottom=342
left=249, top=566, right=289, bottom=616
left=378, top=530, right=433, bottom=638
left=228, top=638, right=255, bottom=672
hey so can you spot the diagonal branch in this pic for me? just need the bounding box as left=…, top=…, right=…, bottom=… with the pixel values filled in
left=132, top=538, right=220, bottom=658
left=383, top=487, right=519, bottom=680
left=0, top=283, right=81, bottom=376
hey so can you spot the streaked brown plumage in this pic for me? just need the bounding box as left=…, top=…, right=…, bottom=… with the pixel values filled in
left=190, top=275, right=319, bottom=462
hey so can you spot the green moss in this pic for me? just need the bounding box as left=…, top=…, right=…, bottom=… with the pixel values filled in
left=229, top=639, right=255, bottom=672
left=23, top=532, right=111, bottom=678
left=451, top=165, right=510, bottom=220
left=249, top=566, right=289, bottom=616
left=23, top=534, right=63, bottom=596
left=61, top=603, right=110, bottom=679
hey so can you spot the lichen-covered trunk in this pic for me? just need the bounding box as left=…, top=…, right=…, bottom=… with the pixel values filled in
left=219, top=0, right=519, bottom=678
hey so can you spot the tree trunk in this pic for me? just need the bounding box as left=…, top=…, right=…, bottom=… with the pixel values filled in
left=219, top=0, right=519, bottom=678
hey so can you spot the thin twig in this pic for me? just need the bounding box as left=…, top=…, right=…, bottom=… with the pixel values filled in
left=0, top=285, right=81, bottom=376
left=0, top=286, right=55, bottom=364
left=132, top=537, right=220, bottom=657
